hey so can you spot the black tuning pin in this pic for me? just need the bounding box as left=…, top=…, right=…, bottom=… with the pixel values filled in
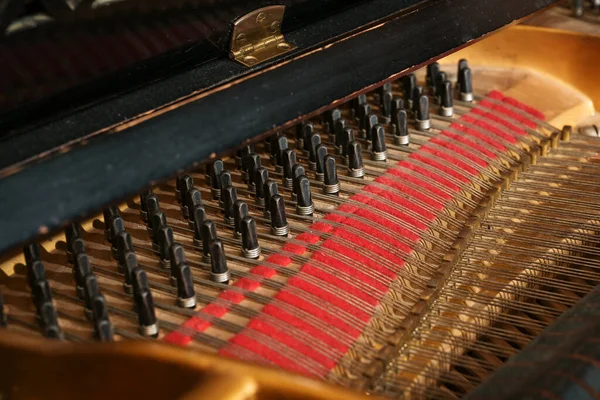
left=356, top=103, right=371, bottom=134
left=378, top=82, right=392, bottom=105
left=0, top=289, right=6, bottom=328
left=209, top=239, right=230, bottom=284
left=323, top=155, right=340, bottom=195
left=103, top=206, right=120, bottom=243
left=440, top=80, right=454, bottom=117
left=263, top=179, right=278, bottom=219
left=411, top=86, right=424, bottom=114
left=24, top=242, right=41, bottom=272
left=272, top=133, right=288, bottom=172
left=402, top=73, right=417, bottom=107
left=38, top=301, right=64, bottom=340
left=235, top=144, right=253, bottom=169
left=83, top=274, right=100, bottom=320
left=282, top=149, right=297, bottom=189
left=150, top=211, right=167, bottom=247
left=222, top=186, right=237, bottom=226
left=108, top=216, right=125, bottom=259
left=294, top=175, right=314, bottom=216
left=426, top=62, right=440, bottom=90
left=91, top=294, right=114, bottom=342
left=324, top=108, right=341, bottom=134
left=371, top=124, right=388, bottom=162
left=302, top=124, right=315, bottom=156
left=176, top=175, right=194, bottom=206
left=393, top=109, right=409, bottom=146
left=435, top=71, right=447, bottom=103
left=185, top=188, right=203, bottom=229
left=269, top=195, right=289, bottom=236
left=139, top=189, right=153, bottom=222
left=175, top=262, right=197, bottom=309
left=209, top=160, right=224, bottom=200
left=74, top=252, right=92, bottom=299
left=132, top=268, right=158, bottom=337
left=297, top=122, right=314, bottom=150
left=192, top=205, right=207, bottom=246
left=241, top=216, right=261, bottom=259
left=253, top=167, right=269, bottom=206
left=352, top=94, right=367, bottom=119
left=169, top=243, right=187, bottom=286
left=145, top=193, right=161, bottom=228
left=339, top=128, right=355, bottom=160
left=334, top=118, right=347, bottom=154
left=233, top=200, right=248, bottom=238
left=69, top=237, right=86, bottom=269
left=347, top=140, right=365, bottom=178
left=291, top=164, right=305, bottom=201
left=157, top=226, right=174, bottom=269
left=415, top=94, right=431, bottom=131
left=26, top=258, right=45, bottom=292
left=364, top=113, right=379, bottom=142
left=219, top=170, right=233, bottom=206
left=201, top=220, right=217, bottom=263
left=242, top=153, right=262, bottom=189
left=308, top=133, right=321, bottom=171
left=122, top=251, right=138, bottom=294
left=381, top=90, right=393, bottom=121
left=391, top=97, right=404, bottom=119
left=457, top=59, right=468, bottom=78
left=315, top=144, right=328, bottom=182
left=458, top=66, right=473, bottom=102
left=65, top=222, right=82, bottom=263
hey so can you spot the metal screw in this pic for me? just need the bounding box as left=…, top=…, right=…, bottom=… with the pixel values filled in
left=256, top=12, right=266, bottom=23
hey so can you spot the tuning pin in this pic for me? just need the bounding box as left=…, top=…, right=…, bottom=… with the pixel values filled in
left=282, top=149, right=297, bottom=189
left=402, top=73, right=417, bottom=107
left=272, top=134, right=288, bottom=172
left=297, top=122, right=314, bottom=150
left=139, top=190, right=153, bottom=222
left=435, top=71, right=447, bottom=103
left=103, top=206, right=120, bottom=243
left=210, top=160, right=224, bottom=200
left=176, top=175, right=194, bottom=206
left=145, top=193, right=161, bottom=228
left=378, top=82, right=392, bottom=105
left=440, top=80, right=454, bottom=117
left=192, top=205, right=207, bottom=246
left=291, top=164, right=305, bottom=201
left=573, top=0, right=584, bottom=16
left=122, top=251, right=138, bottom=294
left=264, top=179, right=278, bottom=219
left=339, top=128, right=355, bottom=161
left=31, top=279, right=53, bottom=321
left=295, top=175, right=314, bottom=216
left=207, top=239, right=230, bottom=285
left=411, top=86, right=424, bottom=114
left=175, top=263, right=197, bottom=309
left=334, top=118, right=347, bottom=154
left=458, top=66, right=473, bottom=102
left=185, top=188, right=203, bottom=229
left=91, top=294, right=114, bottom=342
left=357, top=103, right=371, bottom=134
left=394, top=110, right=409, bottom=146
left=65, top=222, right=81, bottom=263
left=219, top=170, right=233, bottom=207
left=0, top=289, right=6, bottom=328
left=315, top=144, right=328, bottom=182
left=38, top=302, right=64, bottom=340
left=108, top=216, right=125, bottom=259
left=240, top=217, right=261, bottom=259
left=169, top=243, right=186, bottom=286
left=347, top=140, right=365, bottom=178
left=324, top=109, right=341, bottom=134
left=201, top=220, right=217, bottom=263
left=381, top=90, right=393, bottom=121
left=253, top=167, right=269, bottom=206
left=83, top=274, right=99, bottom=320
left=364, top=114, right=379, bottom=142
left=235, top=144, right=253, bottom=169
left=74, top=252, right=92, bottom=299
left=371, top=124, right=388, bottom=161
left=352, top=94, right=368, bottom=119
left=426, top=62, right=440, bottom=90
left=26, top=258, right=46, bottom=291
left=322, top=155, right=340, bottom=195
left=269, top=195, right=289, bottom=236
left=24, top=242, right=40, bottom=269
left=391, top=97, right=404, bottom=119
left=308, top=133, right=321, bottom=171
left=150, top=211, right=167, bottom=247
left=222, top=186, right=237, bottom=226
left=157, top=226, right=174, bottom=269
left=457, top=59, right=469, bottom=77
left=242, top=153, right=262, bottom=189
left=131, top=268, right=158, bottom=337
left=233, top=200, right=248, bottom=239
left=416, top=95, right=431, bottom=131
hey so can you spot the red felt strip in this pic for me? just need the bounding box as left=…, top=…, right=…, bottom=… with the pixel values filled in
left=410, top=153, right=471, bottom=183
left=420, top=146, right=479, bottom=175
left=312, top=250, right=391, bottom=291
left=302, top=264, right=380, bottom=306
left=429, top=137, right=489, bottom=167
left=439, top=130, right=497, bottom=159
left=396, top=161, right=461, bottom=191
left=489, top=90, right=546, bottom=120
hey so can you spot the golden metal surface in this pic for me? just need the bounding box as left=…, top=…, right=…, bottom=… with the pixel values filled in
left=229, top=5, right=296, bottom=67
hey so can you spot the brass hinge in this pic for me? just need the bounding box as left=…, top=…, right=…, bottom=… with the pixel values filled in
left=229, top=5, right=296, bottom=67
